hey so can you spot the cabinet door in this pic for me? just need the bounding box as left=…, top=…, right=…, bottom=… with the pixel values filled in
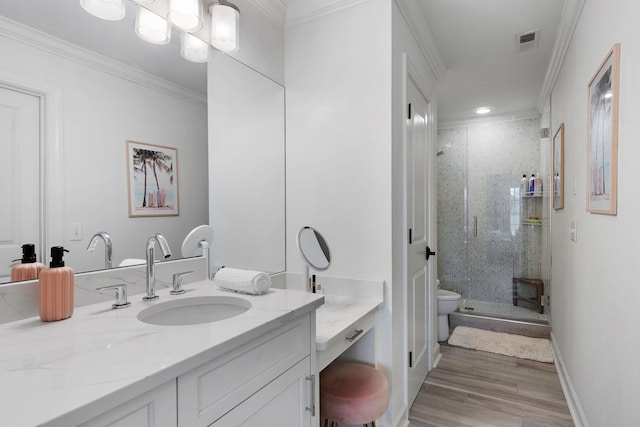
left=211, top=357, right=312, bottom=427
left=79, top=380, right=177, bottom=427
left=178, top=315, right=311, bottom=426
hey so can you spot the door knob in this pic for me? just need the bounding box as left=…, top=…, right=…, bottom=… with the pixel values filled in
left=426, top=246, right=436, bottom=260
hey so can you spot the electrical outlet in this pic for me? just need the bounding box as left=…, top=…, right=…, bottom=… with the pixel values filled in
left=70, top=223, right=83, bottom=241
left=570, top=220, right=577, bottom=242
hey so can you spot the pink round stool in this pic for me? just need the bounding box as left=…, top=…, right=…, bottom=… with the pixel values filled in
left=320, top=362, right=389, bottom=427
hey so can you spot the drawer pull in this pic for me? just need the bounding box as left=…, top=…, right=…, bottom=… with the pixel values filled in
left=305, top=375, right=315, bottom=416
left=345, top=329, right=364, bottom=342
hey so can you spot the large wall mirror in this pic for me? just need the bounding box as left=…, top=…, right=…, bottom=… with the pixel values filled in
left=0, top=0, right=286, bottom=283
left=208, top=54, right=286, bottom=274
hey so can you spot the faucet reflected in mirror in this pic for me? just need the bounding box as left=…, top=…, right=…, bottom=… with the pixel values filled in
left=86, top=232, right=114, bottom=269
left=144, top=234, right=172, bottom=301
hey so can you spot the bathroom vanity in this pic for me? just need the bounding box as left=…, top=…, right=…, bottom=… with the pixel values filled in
left=0, top=281, right=323, bottom=426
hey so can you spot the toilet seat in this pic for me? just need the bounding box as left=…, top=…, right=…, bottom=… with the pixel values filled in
left=438, top=289, right=461, bottom=301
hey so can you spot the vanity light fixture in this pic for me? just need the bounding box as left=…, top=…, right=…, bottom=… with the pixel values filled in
left=169, top=0, right=202, bottom=32
left=209, top=1, right=240, bottom=52
left=135, top=6, right=171, bottom=45
left=474, top=106, right=492, bottom=115
left=181, top=32, right=209, bottom=63
left=79, top=0, right=125, bottom=21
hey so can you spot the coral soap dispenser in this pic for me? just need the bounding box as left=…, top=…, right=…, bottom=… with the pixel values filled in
left=10, top=243, right=45, bottom=281
left=38, top=246, right=74, bottom=322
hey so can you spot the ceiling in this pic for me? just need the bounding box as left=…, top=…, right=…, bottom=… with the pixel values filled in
left=0, top=0, right=208, bottom=96
left=407, top=0, right=564, bottom=123
left=0, top=0, right=564, bottom=122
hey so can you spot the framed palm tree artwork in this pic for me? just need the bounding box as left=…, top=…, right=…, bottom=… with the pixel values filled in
left=126, top=140, right=179, bottom=217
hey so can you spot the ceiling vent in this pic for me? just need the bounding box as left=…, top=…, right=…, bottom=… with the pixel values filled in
left=516, top=29, right=540, bottom=53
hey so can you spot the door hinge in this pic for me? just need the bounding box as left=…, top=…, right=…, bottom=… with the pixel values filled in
left=409, top=351, right=413, bottom=368
left=408, top=228, right=413, bottom=244
left=408, top=103, right=412, bottom=119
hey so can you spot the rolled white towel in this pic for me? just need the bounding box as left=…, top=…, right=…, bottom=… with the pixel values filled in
left=119, top=258, right=146, bottom=267
left=213, top=267, right=271, bottom=295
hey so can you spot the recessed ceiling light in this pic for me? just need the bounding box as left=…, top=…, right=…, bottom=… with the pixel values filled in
left=474, top=107, right=492, bottom=115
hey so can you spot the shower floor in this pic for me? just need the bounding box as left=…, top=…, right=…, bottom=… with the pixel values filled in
left=459, top=299, right=548, bottom=322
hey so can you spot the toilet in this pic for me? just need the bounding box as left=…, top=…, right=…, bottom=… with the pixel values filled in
left=438, top=289, right=461, bottom=341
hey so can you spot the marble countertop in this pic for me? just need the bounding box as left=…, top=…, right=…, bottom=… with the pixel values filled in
left=315, top=294, right=383, bottom=351
left=0, top=280, right=323, bottom=427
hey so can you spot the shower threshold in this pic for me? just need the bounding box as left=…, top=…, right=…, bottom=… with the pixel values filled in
left=459, top=299, right=548, bottom=323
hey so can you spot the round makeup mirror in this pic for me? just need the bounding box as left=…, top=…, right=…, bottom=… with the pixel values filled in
left=297, top=226, right=331, bottom=291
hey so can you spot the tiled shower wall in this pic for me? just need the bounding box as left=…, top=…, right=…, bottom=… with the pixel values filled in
left=437, top=118, right=542, bottom=305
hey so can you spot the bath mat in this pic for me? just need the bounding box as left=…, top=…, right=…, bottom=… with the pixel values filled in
left=447, top=326, right=554, bottom=363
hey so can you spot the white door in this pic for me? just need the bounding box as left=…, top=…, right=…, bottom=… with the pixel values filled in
left=0, top=86, right=41, bottom=281
left=406, top=76, right=434, bottom=405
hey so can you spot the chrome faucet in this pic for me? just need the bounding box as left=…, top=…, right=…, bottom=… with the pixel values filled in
left=143, top=234, right=172, bottom=301
left=87, top=231, right=114, bottom=269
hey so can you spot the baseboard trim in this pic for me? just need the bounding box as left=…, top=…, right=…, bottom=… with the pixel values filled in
left=392, top=404, right=409, bottom=427
left=550, top=332, right=590, bottom=427
left=432, top=341, right=442, bottom=368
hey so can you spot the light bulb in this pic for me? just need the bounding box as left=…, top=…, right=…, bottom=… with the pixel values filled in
left=209, top=2, right=240, bottom=52
left=181, top=33, right=209, bottom=63
left=80, top=0, right=125, bottom=21
left=169, top=0, right=202, bottom=32
left=135, top=7, right=171, bottom=45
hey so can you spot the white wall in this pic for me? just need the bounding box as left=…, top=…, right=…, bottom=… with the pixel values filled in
left=285, top=0, right=396, bottom=423
left=227, top=0, right=285, bottom=85
left=0, top=28, right=208, bottom=273
left=550, top=0, right=640, bottom=425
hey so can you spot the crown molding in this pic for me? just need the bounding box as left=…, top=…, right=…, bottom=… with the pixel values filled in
left=536, top=0, right=585, bottom=111
left=285, top=0, right=373, bottom=28
left=248, top=0, right=287, bottom=27
left=438, top=109, right=540, bottom=130
left=0, top=16, right=206, bottom=105
left=395, top=0, right=446, bottom=81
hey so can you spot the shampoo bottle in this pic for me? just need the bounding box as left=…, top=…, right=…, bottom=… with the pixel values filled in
left=38, top=246, right=74, bottom=322
left=10, top=244, right=45, bottom=281
left=534, top=173, right=543, bottom=196
left=528, top=174, right=535, bottom=195
left=519, top=174, right=528, bottom=195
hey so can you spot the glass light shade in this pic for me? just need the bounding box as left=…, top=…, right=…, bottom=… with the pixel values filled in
left=209, top=2, right=239, bottom=52
left=80, top=0, right=125, bottom=21
left=181, top=33, right=209, bottom=63
left=135, top=7, right=171, bottom=45
left=169, top=0, right=202, bottom=31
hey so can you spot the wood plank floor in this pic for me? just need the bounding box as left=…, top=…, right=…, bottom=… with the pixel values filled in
left=409, top=344, right=574, bottom=427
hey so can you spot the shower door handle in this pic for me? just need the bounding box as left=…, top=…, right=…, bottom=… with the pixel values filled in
left=473, top=216, right=478, bottom=237
left=426, top=246, right=436, bottom=260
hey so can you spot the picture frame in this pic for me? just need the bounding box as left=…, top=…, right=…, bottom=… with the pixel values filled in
left=126, top=140, right=179, bottom=217
left=587, top=43, right=620, bottom=215
left=552, top=123, right=565, bottom=210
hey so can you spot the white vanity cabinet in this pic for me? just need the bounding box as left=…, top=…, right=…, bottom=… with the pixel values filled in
left=79, top=380, right=177, bottom=427
left=77, top=313, right=315, bottom=427
left=178, top=312, right=315, bottom=426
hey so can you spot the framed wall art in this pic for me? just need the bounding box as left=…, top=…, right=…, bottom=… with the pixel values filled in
left=587, top=43, right=620, bottom=215
left=553, top=123, right=564, bottom=210
left=126, top=140, right=179, bottom=217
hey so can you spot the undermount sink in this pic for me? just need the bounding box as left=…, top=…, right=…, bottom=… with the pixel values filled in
left=137, top=296, right=251, bottom=326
